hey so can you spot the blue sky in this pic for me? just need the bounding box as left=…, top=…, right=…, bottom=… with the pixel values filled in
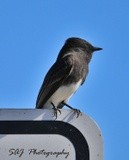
left=0, top=0, right=129, bottom=159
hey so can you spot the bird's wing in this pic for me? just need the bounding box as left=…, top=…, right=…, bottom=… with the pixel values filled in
left=36, top=54, right=73, bottom=108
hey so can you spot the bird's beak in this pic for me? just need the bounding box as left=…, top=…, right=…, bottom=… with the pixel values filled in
left=93, top=47, right=103, bottom=51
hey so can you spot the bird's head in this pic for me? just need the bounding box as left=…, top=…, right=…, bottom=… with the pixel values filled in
left=66, top=37, right=102, bottom=52
left=58, top=37, right=102, bottom=62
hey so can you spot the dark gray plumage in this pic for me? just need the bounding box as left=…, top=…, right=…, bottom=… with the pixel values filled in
left=36, top=37, right=102, bottom=112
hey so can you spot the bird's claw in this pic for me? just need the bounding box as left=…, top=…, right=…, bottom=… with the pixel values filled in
left=53, top=108, right=61, bottom=119
left=62, top=102, right=82, bottom=118
left=72, top=108, right=82, bottom=118
left=51, top=102, right=61, bottom=119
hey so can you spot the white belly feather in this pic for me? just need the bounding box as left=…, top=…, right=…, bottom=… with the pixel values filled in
left=44, top=79, right=82, bottom=108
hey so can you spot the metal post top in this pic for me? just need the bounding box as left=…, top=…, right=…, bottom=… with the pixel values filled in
left=0, top=109, right=103, bottom=160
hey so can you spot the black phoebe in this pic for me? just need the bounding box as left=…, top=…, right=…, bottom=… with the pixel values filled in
left=36, top=37, right=102, bottom=118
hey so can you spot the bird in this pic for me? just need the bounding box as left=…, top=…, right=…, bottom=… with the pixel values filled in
left=36, top=37, right=102, bottom=118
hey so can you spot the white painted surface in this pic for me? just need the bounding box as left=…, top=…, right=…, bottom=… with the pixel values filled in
left=0, top=109, right=103, bottom=160
left=0, top=134, right=75, bottom=160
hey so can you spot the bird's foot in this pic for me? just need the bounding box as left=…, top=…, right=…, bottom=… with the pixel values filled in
left=62, top=102, right=82, bottom=118
left=51, top=102, right=61, bottom=119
